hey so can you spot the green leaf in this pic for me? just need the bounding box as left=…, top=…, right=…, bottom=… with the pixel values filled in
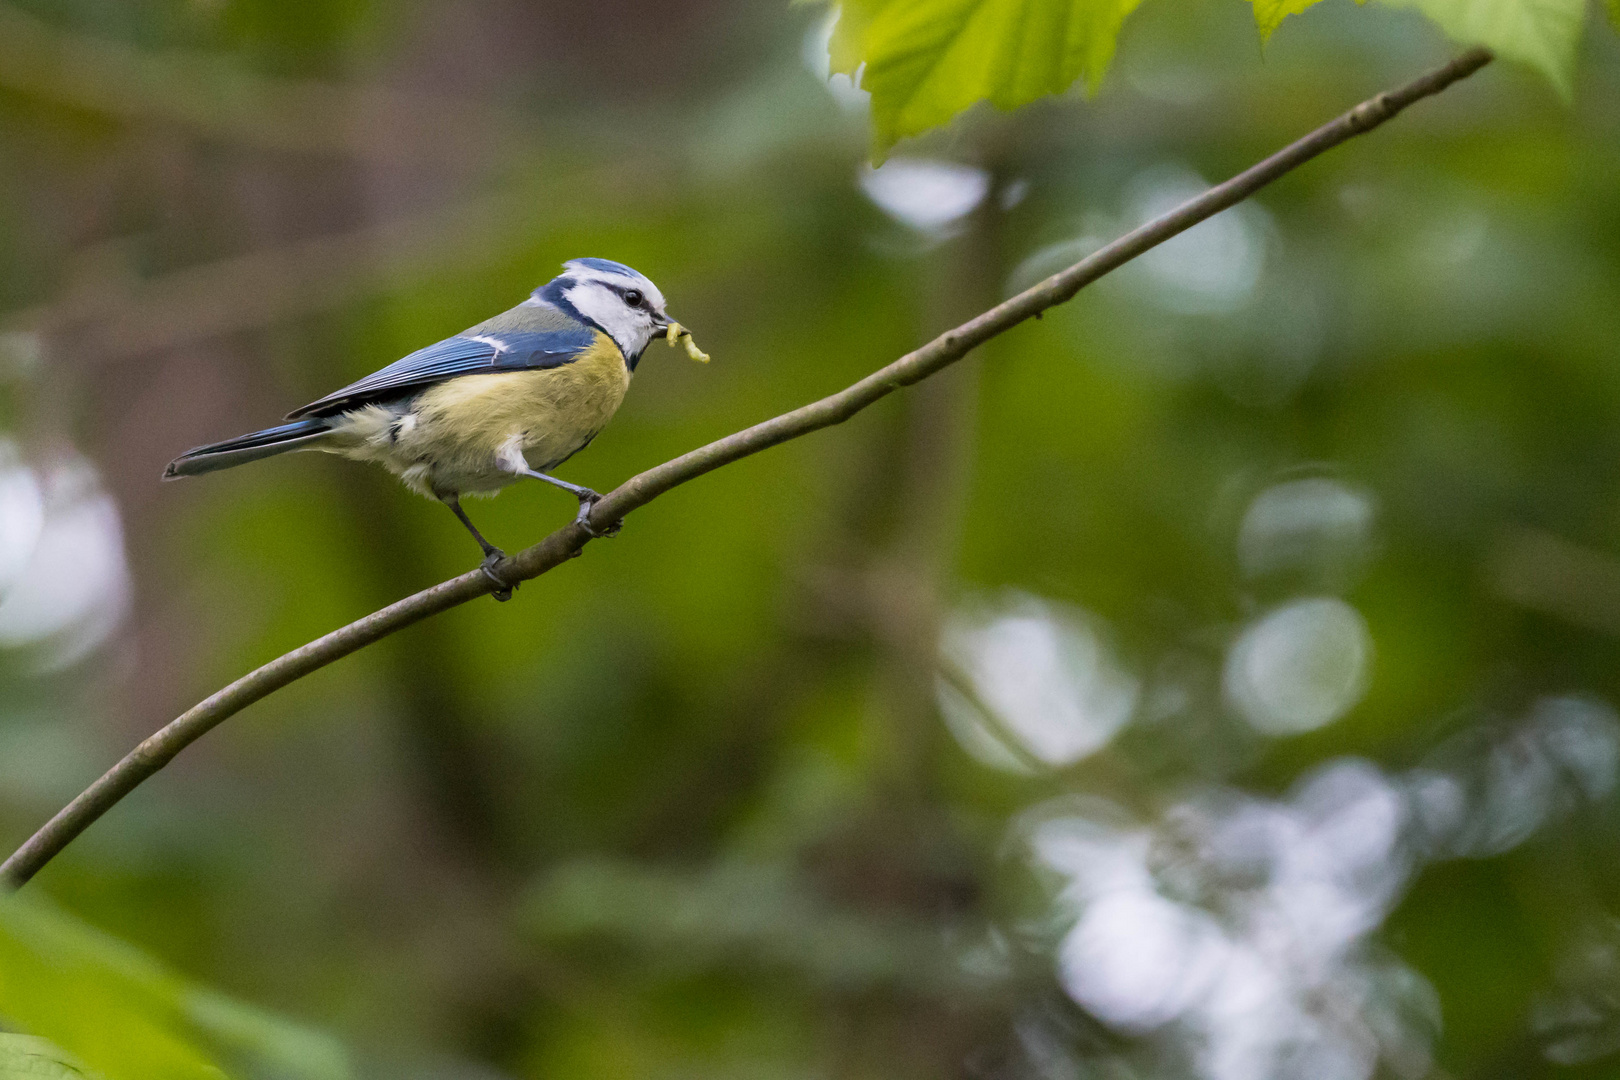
left=828, top=0, right=1591, bottom=157
left=184, top=993, right=349, bottom=1080
left=1374, top=0, right=1586, bottom=98
left=846, top=0, right=1143, bottom=156
left=0, top=1035, right=102, bottom=1079
left=1251, top=0, right=1327, bottom=40
left=0, top=896, right=351, bottom=1080
left=0, top=898, right=226, bottom=1080
left=829, top=0, right=878, bottom=76
left=1608, top=0, right=1618, bottom=32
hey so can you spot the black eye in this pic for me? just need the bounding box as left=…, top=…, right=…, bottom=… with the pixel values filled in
left=623, top=289, right=644, bottom=307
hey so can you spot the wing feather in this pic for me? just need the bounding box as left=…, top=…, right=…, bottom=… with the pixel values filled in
left=287, top=325, right=597, bottom=419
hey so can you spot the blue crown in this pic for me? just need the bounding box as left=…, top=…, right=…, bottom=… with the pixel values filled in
left=565, top=257, right=641, bottom=278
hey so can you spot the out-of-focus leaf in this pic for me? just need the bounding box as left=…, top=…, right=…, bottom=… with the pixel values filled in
left=0, top=897, right=350, bottom=1080
left=1607, top=0, right=1618, bottom=32
left=183, top=993, right=349, bottom=1080
left=1374, top=0, right=1586, bottom=97
left=837, top=0, right=1142, bottom=156
left=0, top=1035, right=101, bottom=1079
left=0, top=898, right=225, bottom=1080
left=1250, top=0, right=1326, bottom=39
left=828, top=0, right=877, bottom=76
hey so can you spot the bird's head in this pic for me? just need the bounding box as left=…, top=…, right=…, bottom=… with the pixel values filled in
left=539, top=258, right=678, bottom=366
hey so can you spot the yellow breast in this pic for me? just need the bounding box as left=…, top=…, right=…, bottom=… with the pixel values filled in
left=408, top=330, right=632, bottom=474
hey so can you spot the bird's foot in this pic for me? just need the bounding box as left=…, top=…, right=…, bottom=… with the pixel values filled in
left=574, top=492, right=621, bottom=539
left=479, top=549, right=517, bottom=601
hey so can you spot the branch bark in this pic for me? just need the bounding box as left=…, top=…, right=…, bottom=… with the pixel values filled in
left=0, top=46, right=1494, bottom=890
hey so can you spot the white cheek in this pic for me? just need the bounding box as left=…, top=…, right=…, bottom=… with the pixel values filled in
left=565, top=283, right=653, bottom=358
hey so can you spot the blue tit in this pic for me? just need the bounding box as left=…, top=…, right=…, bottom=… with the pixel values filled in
left=164, top=258, right=705, bottom=595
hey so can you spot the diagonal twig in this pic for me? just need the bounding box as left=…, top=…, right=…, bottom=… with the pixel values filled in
left=0, top=46, right=1494, bottom=890
left=0, top=2, right=536, bottom=160
left=3, top=178, right=640, bottom=365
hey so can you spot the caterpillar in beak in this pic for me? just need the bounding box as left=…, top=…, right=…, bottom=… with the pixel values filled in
left=664, top=323, right=710, bottom=364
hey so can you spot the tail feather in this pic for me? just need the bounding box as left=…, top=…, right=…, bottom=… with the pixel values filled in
left=163, top=418, right=332, bottom=479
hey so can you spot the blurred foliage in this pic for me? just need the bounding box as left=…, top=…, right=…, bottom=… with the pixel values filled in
left=0, top=1035, right=100, bottom=1079
left=0, top=0, right=1617, bottom=1078
left=0, top=895, right=347, bottom=1080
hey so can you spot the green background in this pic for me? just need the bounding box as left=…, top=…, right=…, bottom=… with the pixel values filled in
left=1, top=0, right=1618, bottom=1077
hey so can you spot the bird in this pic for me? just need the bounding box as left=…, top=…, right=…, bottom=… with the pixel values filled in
left=163, top=258, right=707, bottom=598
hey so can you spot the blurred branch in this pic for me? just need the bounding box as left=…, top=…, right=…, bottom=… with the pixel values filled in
left=524, top=857, right=984, bottom=996
left=0, top=3, right=535, bottom=160
left=0, top=46, right=1495, bottom=890
left=1489, top=526, right=1620, bottom=636
left=4, top=186, right=603, bottom=363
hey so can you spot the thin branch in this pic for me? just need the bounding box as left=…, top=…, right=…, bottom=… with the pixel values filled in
left=0, top=46, right=1494, bottom=890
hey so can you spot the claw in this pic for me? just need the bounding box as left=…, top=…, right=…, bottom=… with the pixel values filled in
left=575, top=495, right=622, bottom=539
left=479, top=550, right=516, bottom=601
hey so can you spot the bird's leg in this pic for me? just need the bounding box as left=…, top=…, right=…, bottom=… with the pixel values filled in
left=519, top=469, right=621, bottom=539
left=442, top=496, right=516, bottom=600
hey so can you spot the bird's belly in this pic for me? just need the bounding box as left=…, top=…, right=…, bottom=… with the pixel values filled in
left=379, top=338, right=631, bottom=496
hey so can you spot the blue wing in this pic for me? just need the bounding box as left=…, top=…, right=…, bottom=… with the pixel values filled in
left=287, top=325, right=597, bottom=419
